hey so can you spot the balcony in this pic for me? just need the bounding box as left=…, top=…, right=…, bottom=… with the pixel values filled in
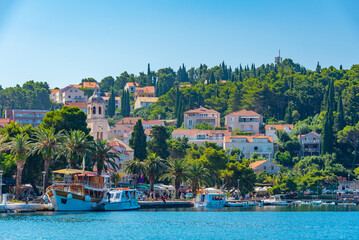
left=194, top=136, right=224, bottom=141
left=303, top=148, right=320, bottom=152
left=301, top=140, right=320, bottom=144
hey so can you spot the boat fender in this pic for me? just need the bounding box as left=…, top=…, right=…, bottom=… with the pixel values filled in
left=67, top=193, right=73, bottom=199
left=85, top=195, right=91, bottom=202
left=43, top=195, right=48, bottom=201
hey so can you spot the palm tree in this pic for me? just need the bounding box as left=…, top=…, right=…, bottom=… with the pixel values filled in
left=60, top=130, right=93, bottom=169
left=144, top=153, right=167, bottom=192
left=31, top=127, right=63, bottom=190
left=110, top=172, right=125, bottom=187
left=160, top=158, right=188, bottom=198
left=1, top=133, right=31, bottom=199
left=187, top=162, right=211, bottom=197
left=91, top=139, right=120, bottom=175
left=124, top=158, right=145, bottom=189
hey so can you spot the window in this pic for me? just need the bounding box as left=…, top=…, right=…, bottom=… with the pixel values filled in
left=99, top=107, right=102, bottom=114
left=37, top=114, right=43, bottom=117
left=270, top=126, right=275, bottom=130
left=75, top=90, right=78, bottom=92
left=70, top=90, right=73, bottom=92
left=15, top=113, right=23, bottom=117
left=188, top=120, right=193, bottom=126
left=264, top=166, right=267, bottom=170
left=230, top=117, right=234, bottom=122
left=26, top=113, right=33, bottom=117
left=93, top=107, right=96, bottom=114
left=68, top=96, right=71, bottom=98
left=254, top=146, right=258, bottom=150
left=271, top=166, right=274, bottom=170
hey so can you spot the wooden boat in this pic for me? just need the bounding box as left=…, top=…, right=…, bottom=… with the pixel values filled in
left=45, top=169, right=108, bottom=211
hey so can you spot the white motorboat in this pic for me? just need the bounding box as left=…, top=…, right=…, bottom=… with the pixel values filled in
left=225, top=201, right=249, bottom=207
left=263, top=195, right=291, bottom=206
left=312, top=200, right=322, bottom=206
left=195, top=188, right=226, bottom=208
left=102, top=188, right=140, bottom=211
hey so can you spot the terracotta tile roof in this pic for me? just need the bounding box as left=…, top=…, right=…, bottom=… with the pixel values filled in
left=82, top=82, right=100, bottom=89
left=108, top=138, right=133, bottom=152
left=225, top=134, right=273, bottom=143
left=102, top=96, right=121, bottom=101
left=116, top=117, right=141, bottom=125
left=126, top=82, right=137, bottom=87
left=50, top=89, right=60, bottom=94
left=142, top=120, right=164, bottom=125
left=144, top=129, right=152, bottom=136
left=265, top=124, right=294, bottom=131
left=136, top=97, right=158, bottom=103
left=172, top=129, right=231, bottom=137
left=298, top=131, right=321, bottom=139
left=65, top=102, right=87, bottom=108
left=226, top=109, right=261, bottom=117
left=184, top=107, right=219, bottom=115
left=71, top=84, right=82, bottom=89
left=135, top=86, right=155, bottom=94
left=249, top=160, right=268, bottom=168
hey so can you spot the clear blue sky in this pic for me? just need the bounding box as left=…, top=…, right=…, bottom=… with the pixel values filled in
left=0, top=0, right=358, bottom=88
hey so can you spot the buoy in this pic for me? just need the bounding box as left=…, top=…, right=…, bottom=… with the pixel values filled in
left=85, top=195, right=91, bottom=202
left=67, top=193, right=73, bottom=199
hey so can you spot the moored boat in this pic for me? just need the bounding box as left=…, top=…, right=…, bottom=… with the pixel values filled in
left=263, top=195, right=291, bottom=206
left=45, top=169, right=108, bottom=211
left=195, top=188, right=226, bottom=208
left=102, top=188, right=140, bottom=211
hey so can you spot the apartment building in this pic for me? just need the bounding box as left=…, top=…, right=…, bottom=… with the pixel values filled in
left=124, top=82, right=137, bottom=93
left=5, top=109, right=49, bottom=127
left=184, top=107, right=220, bottom=129
left=103, top=96, right=121, bottom=111
left=224, top=134, right=274, bottom=160
left=298, top=132, right=321, bottom=156
left=134, top=86, right=155, bottom=100
left=249, top=160, right=280, bottom=175
left=225, top=110, right=263, bottom=134
left=134, top=97, right=158, bottom=109
left=50, top=86, right=88, bottom=104
left=265, top=124, right=294, bottom=141
left=172, top=129, right=231, bottom=147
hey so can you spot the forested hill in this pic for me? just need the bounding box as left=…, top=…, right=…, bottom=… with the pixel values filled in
left=137, top=59, right=359, bottom=126
left=0, top=81, right=51, bottom=113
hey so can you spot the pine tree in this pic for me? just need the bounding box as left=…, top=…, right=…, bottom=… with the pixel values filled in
left=284, top=102, right=293, bottom=124
left=334, top=92, right=345, bottom=132
left=340, top=65, right=343, bottom=70
left=228, top=84, right=241, bottom=112
left=209, top=72, right=215, bottom=84
left=129, top=119, right=147, bottom=160
left=108, top=89, right=116, bottom=117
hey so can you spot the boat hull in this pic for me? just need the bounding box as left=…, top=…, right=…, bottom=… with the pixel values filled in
left=195, top=200, right=226, bottom=208
left=103, top=201, right=140, bottom=211
left=47, top=189, right=100, bottom=211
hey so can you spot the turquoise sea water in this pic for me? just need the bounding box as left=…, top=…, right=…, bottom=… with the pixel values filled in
left=1, top=206, right=359, bottom=240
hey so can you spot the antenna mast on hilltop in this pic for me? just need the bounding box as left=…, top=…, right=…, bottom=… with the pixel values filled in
left=275, top=50, right=282, bottom=63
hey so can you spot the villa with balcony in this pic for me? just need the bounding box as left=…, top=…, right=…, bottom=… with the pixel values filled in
left=298, top=132, right=321, bottom=156
left=172, top=129, right=231, bottom=147
left=225, top=109, right=263, bottom=134
left=224, top=134, right=274, bottom=160
left=183, top=107, right=220, bottom=129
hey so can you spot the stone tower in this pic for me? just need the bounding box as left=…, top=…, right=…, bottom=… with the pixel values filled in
left=86, top=89, right=109, bottom=140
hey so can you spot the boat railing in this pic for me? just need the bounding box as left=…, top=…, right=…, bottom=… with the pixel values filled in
left=51, top=180, right=104, bottom=189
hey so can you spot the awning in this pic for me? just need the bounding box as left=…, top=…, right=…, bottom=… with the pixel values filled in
left=53, top=169, right=87, bottom=175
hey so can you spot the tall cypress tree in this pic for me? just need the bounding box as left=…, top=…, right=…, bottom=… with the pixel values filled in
left=129, top=119, right=147, bottom=160
left=284, top=102, right=293, bottom=124
left=146, top=63, right=152, bottom=86
left=322, top=79, right=335, bottom=154
left=108, top=89, right=116, bottom=117
left=209, top=72, right=215, bottom=84
left=334, top=92, right=345, bottom=132
left=316, top=62, right=321, bottom=73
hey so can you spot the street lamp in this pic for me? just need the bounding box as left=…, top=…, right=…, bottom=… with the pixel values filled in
left=0, top=170, right=3, bottom=203
left=42, top=171, right=46, bottom=196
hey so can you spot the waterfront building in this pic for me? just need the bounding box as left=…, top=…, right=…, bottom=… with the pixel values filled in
left=86, top=90, right=109, bottom=140
left=183, top=107, right=220, bottom=129
left=265, top=124, right=293, bottom=141
left=225, top=109, right=263, bottom=134
left=298, top=132, right=321, bottom=156
left=5, top=109, right=49, bottom=127
left=134, top=97, right=158, bottom=109
left=249, top=160, right=280, bottom=175
left=172, top=129, right=231, bottom=147
left=224, top=134, right=274, bottom=160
